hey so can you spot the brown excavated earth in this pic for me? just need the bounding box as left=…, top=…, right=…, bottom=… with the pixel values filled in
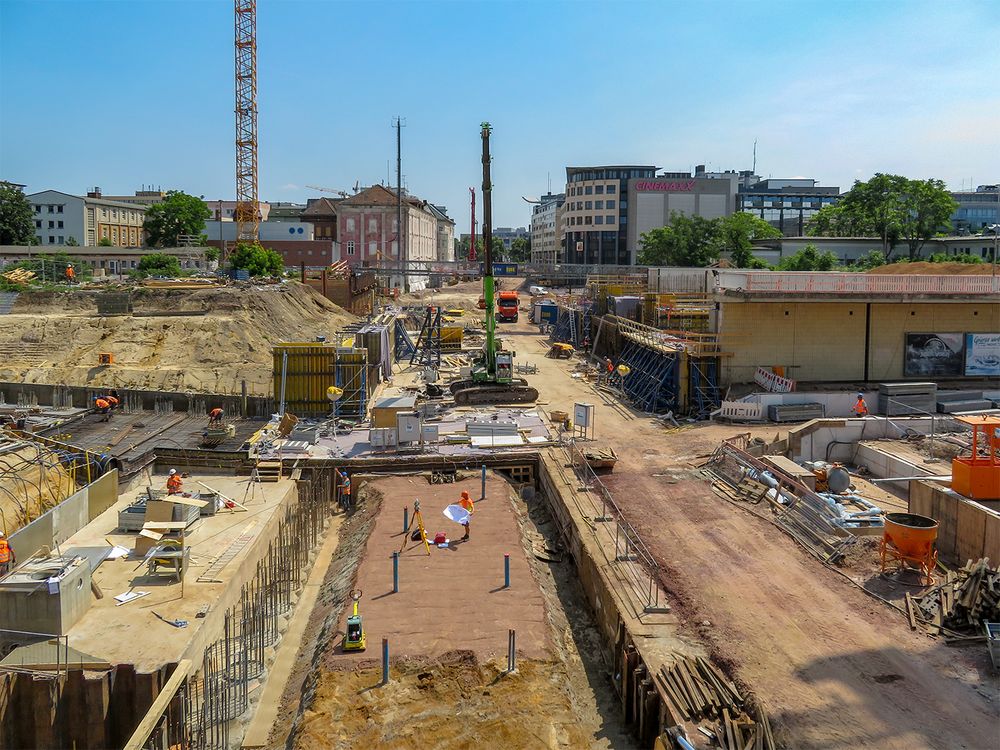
left=0, top=282, right=355, bottom=395
left=867, top=261, right=995, bottom=275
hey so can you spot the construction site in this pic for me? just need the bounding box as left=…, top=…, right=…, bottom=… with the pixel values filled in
left=1, top=4, right=998, bottom=750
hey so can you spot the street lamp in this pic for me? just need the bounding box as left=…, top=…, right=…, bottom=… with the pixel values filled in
left=987, top=223, right=1000, bottom=277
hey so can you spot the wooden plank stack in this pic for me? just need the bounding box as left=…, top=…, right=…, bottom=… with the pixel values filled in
left=905, top=558, right=999, bottom=642
left=1, top=268, right=35, bottom=284
left=655, top=654, right=776, bottom=750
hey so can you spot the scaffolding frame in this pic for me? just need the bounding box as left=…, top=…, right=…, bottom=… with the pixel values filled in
left=410, top=307, right=442, bottom=367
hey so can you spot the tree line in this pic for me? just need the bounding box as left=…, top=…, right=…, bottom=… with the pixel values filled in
left=638, top=173, right=962, bottom=269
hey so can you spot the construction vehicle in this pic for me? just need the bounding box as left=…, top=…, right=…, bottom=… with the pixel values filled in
left=343, top=589, right=366, bottom=651
left=497, top=290, right=520, bottom=322
left=547, top=342, right=574, bottom=359
left=450, top=123, right=538, bottom=406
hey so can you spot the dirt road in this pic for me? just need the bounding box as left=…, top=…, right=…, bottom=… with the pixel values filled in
left=502, top=318, right=998, bottom=750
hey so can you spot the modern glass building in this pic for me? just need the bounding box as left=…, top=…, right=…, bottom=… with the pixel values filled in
left=950, top=185, right=999, bottom=234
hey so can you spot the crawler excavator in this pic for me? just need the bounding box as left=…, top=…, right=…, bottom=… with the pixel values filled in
left=450, top=123, right=538, bottom=406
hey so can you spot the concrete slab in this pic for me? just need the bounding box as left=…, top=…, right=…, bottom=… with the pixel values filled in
left=61, top=473, right=297, bottom=672
left=332, top=474, right=550, bottom=663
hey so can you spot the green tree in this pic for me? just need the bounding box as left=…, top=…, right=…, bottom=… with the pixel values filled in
left=203, top=246, right=220, bottom=263
left=847, top=249, right=888, bottom=271
left=814, top=174, right=957, bottom=260
left=0, top=181, right=35, bottom=245
left=228, top=242, right=284, bottom=276
left=65, top=236, right=79, bottom=246
left=898, top=178, right=958, bottom=260
left=98, top=237, right=114, bottom=247
left=458, top=235, right=505, bottom=261
left=716, top=212, right=781, bottom=268
left=508, top=236, right=531, bottom=262
left=777, top=243, right=840, bottom=271
left=143, top=190, right=211, bottom=247
left=137, top=253, right=182, bottom=277
left=806, top=204, right=869, bottom=237
left=638, top=213, right=720, bottom=267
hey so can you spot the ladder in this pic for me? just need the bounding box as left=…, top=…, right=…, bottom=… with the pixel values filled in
left=197, top=519, right=260, bottom=582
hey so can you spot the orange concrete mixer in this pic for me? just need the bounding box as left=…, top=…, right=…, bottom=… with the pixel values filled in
left=951, top=415, right=1000, bottom=501
left=880, top=512, right=938, bottom=585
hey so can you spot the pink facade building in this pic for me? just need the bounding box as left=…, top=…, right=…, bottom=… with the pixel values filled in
left=335, top=184, right=439, bottom=268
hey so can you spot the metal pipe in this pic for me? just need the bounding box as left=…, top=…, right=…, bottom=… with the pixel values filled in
left=392, top=551, right=399, bottom=593
left=504, top=553, right=510, bottom=588
left=382, top=638, right=389, bottom=685
left=481, top=464, right=487, bottom=500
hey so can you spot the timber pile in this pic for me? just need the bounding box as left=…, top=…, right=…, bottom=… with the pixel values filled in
left=655, top=655, right=776, bottom=750
left=1, top=268, right=35, bottom=284
left=905, top=558, right=999, bottom=642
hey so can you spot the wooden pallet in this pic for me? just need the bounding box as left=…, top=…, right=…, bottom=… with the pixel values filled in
left=254, top=460, right=282, bottom=482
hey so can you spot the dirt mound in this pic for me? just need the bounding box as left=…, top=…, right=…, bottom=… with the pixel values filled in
left=293, top=655, right=596, bottom=750
left=867, top=261, right=995, bottom=275
left=0, top=282, right=356, bottom=395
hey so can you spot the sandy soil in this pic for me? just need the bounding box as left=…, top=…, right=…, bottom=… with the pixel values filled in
left=0, top=445, right=76, bottom=534
left=0, top=282, right=355, bottom=395
left=868, top=261, right=996, bottom=275
left=497, top=318, right=998, bottom=750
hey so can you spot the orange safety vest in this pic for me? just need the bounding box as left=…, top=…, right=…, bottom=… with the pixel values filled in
left=458, top=497, right=474, bottom=514
left=210, top=408, right=223, bottom=418
left=95, top=399, right=110, bottom=409
left=854, top=398, right=868, bottom=416
left=166, top=475, right=183, bottom=494
left=107, top=397, right=119, bottom=406
left=0, top=540, right=11, bottom=564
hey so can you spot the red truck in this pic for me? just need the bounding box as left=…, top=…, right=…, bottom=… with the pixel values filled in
left=496, top=290, right=519, bottom=322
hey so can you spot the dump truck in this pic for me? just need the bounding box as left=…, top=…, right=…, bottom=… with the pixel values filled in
left=497, top=290, right=519, bottom=323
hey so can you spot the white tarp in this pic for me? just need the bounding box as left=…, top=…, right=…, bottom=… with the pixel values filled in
left=443, top=504, right=470, bottom=525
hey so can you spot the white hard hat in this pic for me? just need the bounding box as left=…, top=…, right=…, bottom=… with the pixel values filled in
left=169, top=469, right=177, bottom=475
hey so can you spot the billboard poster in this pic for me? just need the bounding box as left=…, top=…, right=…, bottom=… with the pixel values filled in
left=903, top=333, right=965, bottom=377
left=965, top=333, right=1000, bottom=377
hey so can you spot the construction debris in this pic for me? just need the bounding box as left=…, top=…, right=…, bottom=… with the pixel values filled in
left=655, top=654, right=776, bottom=750
left=1, top=268, right=36, bottom=285
left=906, top=558, right=1000, bottom=642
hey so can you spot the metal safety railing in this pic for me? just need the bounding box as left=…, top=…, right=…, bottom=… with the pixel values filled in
left=715, top=270, right=1000, bottom=295
left=553, top=439, right=667, bottom=614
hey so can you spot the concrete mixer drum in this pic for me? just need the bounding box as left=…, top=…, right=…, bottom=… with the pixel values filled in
left=880, top=512, right=939, bottom=585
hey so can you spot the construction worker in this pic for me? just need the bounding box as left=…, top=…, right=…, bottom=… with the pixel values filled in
left=604, top=357, right=614, bottom=383
left=95, top=397, right=111, bottom=422
left=208, top=407, right=224, bottom=425
left=166, top=468, right=183, bottom=495
left=106, top=394, right=120, bottom=412
left=0, top=532, right=14, bottom=576
left=338, top=470, right=352, bottom=511
left=65, top=264, right=75, bottom=284
left=458, top=490, right=474, bottom=541
left=853, top=392, right=869, bottom=417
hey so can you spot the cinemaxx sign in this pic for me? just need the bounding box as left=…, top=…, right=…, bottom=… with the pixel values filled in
left=634, top=180, right=696, bottom=192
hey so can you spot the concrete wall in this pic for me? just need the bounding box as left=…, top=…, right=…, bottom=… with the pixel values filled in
left=720, top=301, right=1000, bottom=384
left=9, top=470, right=119, bottom=561
left=786, top=417, right=944, bottom=463
left=867, top=302, right=1000, bottom=380
left=909, top=480, right=1000, bottom=565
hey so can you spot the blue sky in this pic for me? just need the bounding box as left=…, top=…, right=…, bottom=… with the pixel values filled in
left=2, top=0, right=998, bottom=232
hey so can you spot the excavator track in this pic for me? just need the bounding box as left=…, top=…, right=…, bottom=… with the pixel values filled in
left=452, top=382, right=539, bottom=406
left=450, top=377, right=530, bottom=395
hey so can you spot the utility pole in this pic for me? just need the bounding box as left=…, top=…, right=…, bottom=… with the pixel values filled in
left=392, top=116, right=406, bottom=288
left=469, top=187, right=477, bottom=262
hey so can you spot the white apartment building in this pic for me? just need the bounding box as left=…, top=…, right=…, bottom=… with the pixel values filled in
left=26, top=190, right=147, bottom=247
left=530, top=192, right=565, bottom=264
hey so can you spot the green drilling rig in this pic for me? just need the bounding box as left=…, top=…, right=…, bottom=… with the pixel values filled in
left=449, top=123, right=538, bottom=406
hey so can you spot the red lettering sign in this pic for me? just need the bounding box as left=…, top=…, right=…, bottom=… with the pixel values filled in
left=634, top=180, right=696, bottom=192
